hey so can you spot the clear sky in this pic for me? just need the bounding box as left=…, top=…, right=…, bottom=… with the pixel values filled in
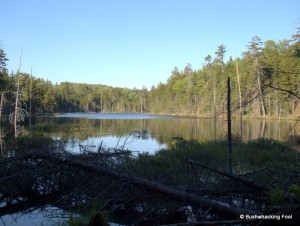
left=1, top=0, right=299, bottom=89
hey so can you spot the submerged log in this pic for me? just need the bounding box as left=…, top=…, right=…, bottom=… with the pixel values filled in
left=20, top=153, right=260, bottom=218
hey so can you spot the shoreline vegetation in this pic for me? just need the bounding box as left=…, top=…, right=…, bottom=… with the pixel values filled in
left=0, top=26, right=300, bottom=225
left=37, top=112, right=300, bottom=122
left=1, top=29, right=300, bottom=126
left=38, top=111, right=300, bottom=121
left=0, top=136, right=299, bottom=225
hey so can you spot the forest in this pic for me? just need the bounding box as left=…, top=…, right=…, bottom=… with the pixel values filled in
left=1, top=29, right=300, bottom=126
left=1, top=29, right=300, bottom=225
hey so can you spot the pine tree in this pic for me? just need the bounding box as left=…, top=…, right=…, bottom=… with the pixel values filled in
left=215, top=45, right=226, bottom=75
left=247, top=36, right=266, bottom=117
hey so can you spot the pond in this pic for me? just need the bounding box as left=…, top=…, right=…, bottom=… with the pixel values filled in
left=0, top=206, right=67, bottom=226
left=2, top=113, right=300, bottom=225
left=28, top=113, right=300, bottom=153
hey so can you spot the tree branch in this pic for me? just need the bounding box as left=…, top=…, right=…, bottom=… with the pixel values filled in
left=264, top=84, right=300, bottom=100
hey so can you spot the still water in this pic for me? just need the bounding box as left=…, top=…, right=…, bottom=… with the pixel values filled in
left=30, top=113, right=300, bottom=153
left=3, top=113, right=300, bottom=225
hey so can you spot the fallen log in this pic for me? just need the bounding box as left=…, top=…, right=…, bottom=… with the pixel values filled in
left=159, top=218, right=260, bottom=226
left=187, top=159, right=269, bottom=192
left=0, top=193, right=60, bottom=216
left=17, top=153, right=261, bottom=219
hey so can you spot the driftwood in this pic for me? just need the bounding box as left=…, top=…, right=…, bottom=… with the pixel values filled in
left=1, top=145, right=299, bottom=225
left=20, top=153, right=261, bottom=219
left=0, top=151, right=271, bottom=225
left=187, top=159, right=269, bottom=192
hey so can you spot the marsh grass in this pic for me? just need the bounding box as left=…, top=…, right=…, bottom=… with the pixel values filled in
left=58, top=207, right=108, bottom=226
left=122, top=138, right=299, bottom=188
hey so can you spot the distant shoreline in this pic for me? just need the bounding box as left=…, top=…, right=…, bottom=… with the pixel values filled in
left=35, top=112, right=299, bottom=121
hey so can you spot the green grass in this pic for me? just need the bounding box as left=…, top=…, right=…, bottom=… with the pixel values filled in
left=122, top=138, right=299, bottom=186
left=58, top=209, right=108, bottom=226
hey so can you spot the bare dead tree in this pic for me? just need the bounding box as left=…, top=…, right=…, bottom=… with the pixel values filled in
left=14, top=52, right=22, bottom=137
left=235, top=58, right=243, bottom=137
left=0, top=90, right=6, bottom=129
left=227, top=77, right=233, bottom=175
left=13, top=52, right=27, bottom=138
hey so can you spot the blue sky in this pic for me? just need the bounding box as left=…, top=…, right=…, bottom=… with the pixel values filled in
left=1, top=0, right=299, bottom=89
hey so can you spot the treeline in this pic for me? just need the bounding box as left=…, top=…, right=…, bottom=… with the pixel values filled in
left=147, top=31, right=300, bottom=117
left=0, top=29, right=300, bottom=123
left=0, top=69, right=147, bottom=116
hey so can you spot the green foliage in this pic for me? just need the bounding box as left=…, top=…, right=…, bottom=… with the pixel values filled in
left=264, top=187, right=287, bottom=205
left=264, top=184, right=300, bottom=207
left=0, top=48, right=8, bottom=70
left=289, top=184, right=300, bottom=202
left=64, top=209, right=108, bottom=226
left=1, top=28, right=300, bottom=120
left=122, top=138, right=299, bottom=187
left=244, top=138, right=296, bottom=166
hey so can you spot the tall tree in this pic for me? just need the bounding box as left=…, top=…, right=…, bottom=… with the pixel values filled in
left=247, top=36, right=266, bottom=117
left=204, top=55, right=212, bottom=79
left=215, top=44, right=226, bottom=75
left=0, top=49, right=8, bottom=71
left=290, top=26, right=300, bottom=57
left=13, top=53, right=27, bottom=137
left=235, top=58, right=243, bottom=136
left=0, top=49, right=8, bottom=128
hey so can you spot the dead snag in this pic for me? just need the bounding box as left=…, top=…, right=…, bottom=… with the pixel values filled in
left=25, top=153, right=261, bottom=218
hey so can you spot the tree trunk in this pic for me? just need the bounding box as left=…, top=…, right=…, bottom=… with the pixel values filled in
left=14, top=52, right=22, bottom=138
left=213, top=78, right=217, bottom=140
left=0, top=92, right=3, bottom=128
left=268, top=94, right=271, bottom=117
left=140, top=95, right=143, bottom=113
left=279, top=101, right=282, bottom=122
left=14, top=74, right=20, bottom=138
left=0, top=127, right=2, bottom=156
left=235, top=59, right=243, bottom=137
left=20, top=153, right=260, bottom=218
left=0, top=92, right=3, bottom=156
left=227, top=77, right=233, bottom=175
left=29, top=68, right=33, bottom=116
left=257, top=75, right=266, bottom=117
left=260, top=120, right=265, bottom=138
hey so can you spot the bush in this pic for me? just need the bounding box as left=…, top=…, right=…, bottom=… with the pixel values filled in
left=264, top=187, right=286, bottom=205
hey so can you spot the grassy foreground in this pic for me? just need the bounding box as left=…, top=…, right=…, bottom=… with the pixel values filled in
left=2, top=136, right=300, bottom=224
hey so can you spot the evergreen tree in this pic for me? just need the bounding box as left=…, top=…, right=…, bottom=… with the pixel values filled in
left=215, top=44, right=226, bottom=75
left=0, top=49, right=9, bottom=127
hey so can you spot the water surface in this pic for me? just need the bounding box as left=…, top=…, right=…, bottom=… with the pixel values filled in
left=3, top=113, right=300, bottom=225
left=28, top=113, right=300, bottom=153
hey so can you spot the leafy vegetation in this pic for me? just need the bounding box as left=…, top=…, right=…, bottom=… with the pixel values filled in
left=1, top=28, right=300, bottom=130
left=61, top=209, right=108, bottom=226
left=264, top=187, right=287, bottom=205
left=122, top=139, right=299, bottom=189
left=1, top=26, right=300, bottom=225
left=264, top=184, right=300, bottom=205
left=1, top=134, right=299, bottom=223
